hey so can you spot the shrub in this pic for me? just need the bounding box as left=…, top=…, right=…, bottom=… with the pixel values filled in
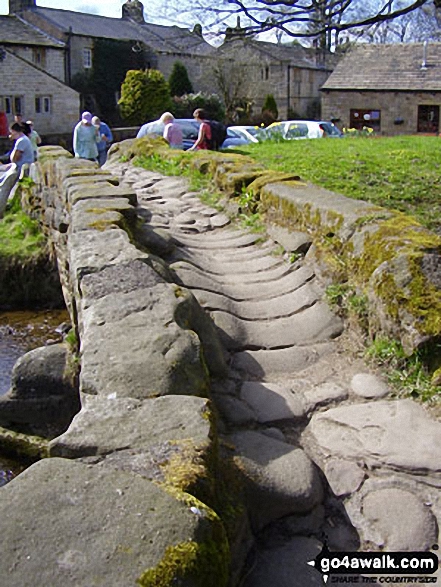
left=169, top=61, right=193, bottom=97
left=262, top=94, right=278, bottom=120
left=118, top=69, right=173, bottom=125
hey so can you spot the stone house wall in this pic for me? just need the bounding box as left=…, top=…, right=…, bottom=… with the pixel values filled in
left=0, top=49, right=79, bottom=135
left=8, top=44, right=65, bottom=81
left=321, top=89, right=441, bottom=135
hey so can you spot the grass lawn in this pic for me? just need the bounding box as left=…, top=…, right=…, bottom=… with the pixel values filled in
left=235, top=135, right=441, bottom=234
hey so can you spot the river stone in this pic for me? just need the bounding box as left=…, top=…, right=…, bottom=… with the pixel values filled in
left=306, top=399, right=441, bottom=475
left=229, top=430, right=323, bottom=530
left=49, top=394, right=212, bottom=460
left=242, top=536, right=323, bottom=587
left=357, top=488, right=438, bottom=551
left=0, top=344, right=80, bottom=437
left=350, top=372, right=389, bottom=398
left=0, top=458, right=227, bottom=587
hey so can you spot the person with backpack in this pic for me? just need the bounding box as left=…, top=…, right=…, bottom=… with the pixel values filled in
left=188, top=108, right=212, bottom=151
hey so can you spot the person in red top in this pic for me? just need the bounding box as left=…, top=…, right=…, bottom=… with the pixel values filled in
left=188, top=108, right=211, bottom=150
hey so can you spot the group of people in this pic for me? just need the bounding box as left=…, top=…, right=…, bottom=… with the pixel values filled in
left=0, top=115, right=40, bottom=183
left=73, top=111, right=113, bottom=166
left=136, top=109, right=212, bottom=151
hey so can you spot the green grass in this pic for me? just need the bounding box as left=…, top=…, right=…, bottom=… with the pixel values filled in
left=235, top=135, right=441, bottom=233
left=0, top=193, right=46, bottom=259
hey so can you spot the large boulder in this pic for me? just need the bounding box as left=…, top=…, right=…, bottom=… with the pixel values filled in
left=0, top=458, right=229, bottom=587
left=0, top=344, right=80, bottom=438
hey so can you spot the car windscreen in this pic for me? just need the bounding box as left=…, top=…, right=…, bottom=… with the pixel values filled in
left=285, top=123, right=309, bottom=138
left=319, top=122, right=342, bottom=137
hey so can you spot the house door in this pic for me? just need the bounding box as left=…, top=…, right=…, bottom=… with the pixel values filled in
left=417, top=105, right=439, bottom=133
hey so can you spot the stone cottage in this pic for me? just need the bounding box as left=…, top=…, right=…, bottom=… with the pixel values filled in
left=0, top=17, right=79, bottom=136
left=218, top=30, right=336, bottom=120
left=321, top=42, right=441, bottom=135
left=7, top=0, right=216, bottom=91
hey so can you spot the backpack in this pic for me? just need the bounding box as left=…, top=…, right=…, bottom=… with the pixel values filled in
left=208, top=120, right=227, bottom=150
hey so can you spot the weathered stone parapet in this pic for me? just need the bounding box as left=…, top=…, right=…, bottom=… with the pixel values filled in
left=0, top=146, right=231, bottom=587
left=258, top=181, right=441, bottom=354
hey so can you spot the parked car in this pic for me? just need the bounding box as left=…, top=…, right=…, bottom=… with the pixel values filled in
left=174, top=119, right=252, bottom=149
left=137, top=118, right=253, bottom=149
left=228, top=125, right=261, bottom=143
left=264, top=120, right=343, bottom=140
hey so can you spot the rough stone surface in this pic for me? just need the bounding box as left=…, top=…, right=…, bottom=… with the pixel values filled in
left=79, top=286, right=209, bottom=399
left=351, top=487, right=438, bottom=551
left=0, top=344, right=80, bottom=437
left=229, top=430, right=323, bottom=530
left=305, top=399, right=441, bottom=475
left=240, top=381, right=306, bottom=422
left=242, top=537, right=323, bottom=587
left=351, top=372, right=389, bottom=398
left=324, top=459, right=366, bottom=497
left=0, top=458, right=225, bottom=587
left=267, top=224, right=313, bottom=254
left=50, top=394, right=212, bottom=460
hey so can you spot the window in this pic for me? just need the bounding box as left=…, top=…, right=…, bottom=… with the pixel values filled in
left=417, top=105, right=439, bottom=133
left=350, top=109, right=381, bottom=132
left=35, top=96, right=51, bottom=114
left=261, top=66, right=270, bottom=80
left=83, top=48, right=92, bottom=69
left=1, top=95, right=23, bottom=115
left=32, top=47, right=46, bottom=68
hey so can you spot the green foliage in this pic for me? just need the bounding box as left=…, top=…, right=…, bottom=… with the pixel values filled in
left=92, top=39, right=145, bottom=123
left=365, top=337, right=441, bottom=403
left=239, top=136, right=441, bottom=233
left=172, top=92, right=225, bottom=121
left=71, top=40, right=146, bottom=124
left=0, top=199, right=45, bottom=259
left=169, top=61, right=193, bottom=97
left=262, top=94, right=278, bottom=119
left=118, top=69, right=173, bottom=126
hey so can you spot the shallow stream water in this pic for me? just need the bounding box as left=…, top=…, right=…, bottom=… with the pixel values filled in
left=0, top=309, right=70, bottom=483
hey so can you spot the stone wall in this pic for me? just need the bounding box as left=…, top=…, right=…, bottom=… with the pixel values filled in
left=321, top=89, right=441, bottom=135
left=0, top=49, right=80, bottom=135
left=0, top=146, right=233, bottom=586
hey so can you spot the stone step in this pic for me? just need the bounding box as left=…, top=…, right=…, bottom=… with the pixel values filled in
left=212, top=302, right=344, bottom=351
left=191, top=282, right=321, bottom=320
left=171, top=263, right=315, bottom=301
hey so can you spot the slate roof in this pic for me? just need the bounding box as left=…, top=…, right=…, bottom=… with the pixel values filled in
left=322, top=42, right=441, bottom=91
left=26, top=7, right=215, bottom=56
left=0, top=14, right=64, bottom=47
left=219, top=37, right=336, bottom=70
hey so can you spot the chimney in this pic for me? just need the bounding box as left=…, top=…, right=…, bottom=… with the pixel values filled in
left=9, top=0, right=36, bottom=14
left=122, top=0, right=145, bottom=24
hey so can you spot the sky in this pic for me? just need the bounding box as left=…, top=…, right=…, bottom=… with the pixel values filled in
left=0, top=0, right=179, bottom=25
left=0, top=0, right=280, bottom=43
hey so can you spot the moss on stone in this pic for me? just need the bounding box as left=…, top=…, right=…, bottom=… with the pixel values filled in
left=137, top=537, right=229, bottom=587
left=0, top=426, right=49, bottom=460
left=158, top=438, right=215, bottom=508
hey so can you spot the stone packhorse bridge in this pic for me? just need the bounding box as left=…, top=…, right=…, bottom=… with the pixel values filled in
left=0, top=141, right=440, bottom=586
